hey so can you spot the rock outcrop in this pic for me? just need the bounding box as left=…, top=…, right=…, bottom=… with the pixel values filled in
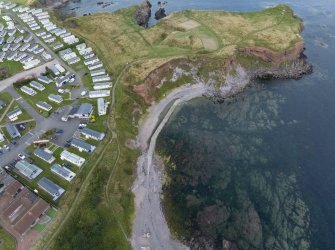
left=155, top=8, right=166, bottom=20
left=135, top=0, right=152, bottom=27
left=133, top=41, right=312, bottom=104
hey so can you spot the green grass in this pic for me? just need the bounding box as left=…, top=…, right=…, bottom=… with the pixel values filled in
left=0, top=61, right=23, bottom=79
left=0, top=228, right=16, bottom=250
left=14, top=81, right=72, bottom=118
left=0, top=92, right=13, bottom=119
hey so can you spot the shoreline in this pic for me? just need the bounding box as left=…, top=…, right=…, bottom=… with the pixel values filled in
left=131, top=66, right=252, bottom=249
left=131, top=83, right=208, bottom=249
left=131, top=54, right=312, bottom=248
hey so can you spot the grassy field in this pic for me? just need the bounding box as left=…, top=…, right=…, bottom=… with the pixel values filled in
left=35, top=4, right=304, bottom=250
left=69, top=4, right=302, bottom=85
left=0, top=61, right=23, bottom=80
left=0, top=228, right=16, bottom=250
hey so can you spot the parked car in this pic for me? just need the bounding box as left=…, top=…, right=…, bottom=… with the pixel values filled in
left=4, top=144, right=9, bottom=150
left=18, top=153, right=25, bottom=160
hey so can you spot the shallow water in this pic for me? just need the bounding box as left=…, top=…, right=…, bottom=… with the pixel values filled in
left=61, top=0, right=335, bottom=248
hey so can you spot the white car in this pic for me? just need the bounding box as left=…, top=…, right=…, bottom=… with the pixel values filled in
left=18, top=153, right=25, bottom=160
left=81, top=91, right=87, bottom=96
left=4, top=144, right=9, bottom=150
left=58, top=88, right=65, bottom=94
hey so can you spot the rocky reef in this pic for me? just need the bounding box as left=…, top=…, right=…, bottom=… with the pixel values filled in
left=158, top=89, right=312, bottom=249
left=135, top=0, right=152, bottom=27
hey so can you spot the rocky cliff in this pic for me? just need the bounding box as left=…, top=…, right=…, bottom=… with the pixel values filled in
left=133, top=42, right=312, bottom=104
left=135, top=0, right=152, bottom=27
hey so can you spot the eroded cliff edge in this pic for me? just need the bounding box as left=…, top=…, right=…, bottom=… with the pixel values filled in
left=133, top=41, right=312, bottom=104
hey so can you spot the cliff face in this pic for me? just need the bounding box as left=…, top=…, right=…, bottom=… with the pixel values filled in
left=135, top=0, right=152, bottom=27
left=239, top=41, right=306, bottom=66
left=133, top=42, right=312, bottom=104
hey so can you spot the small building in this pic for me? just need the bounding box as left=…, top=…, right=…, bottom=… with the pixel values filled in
left=48, top=65, right=60, bottom=76
left=33, top=47, right=44, bottom=55
left=7, top=51, right=18, bottom=60
left=78, top=47, right=92, bottom=55
left=67, top=56, right=80, bottom=65
left=23, top=34, right=33, bottom=43
left=36, top=101, right=52, bottom=112
left=37, top=75, right=53, bottom=84
left=38, top=177, right=65, bottom=201
left=41, top=51, right=52, bottom=61
left=0, top=52, right=6, bottom=62
left=21, top=86, right=36, bottom=96
left=10, top=43, right=20, bottom=52
left=97, top=98, right=108, bottom=116
left=51, top=164, right=76, bottom=182
left=29, top=81, right=45, bottom=91
left=8, top=29, right=16, bottom=36
left=15, top=160, right=42, bottom=180
left=7, top=107, right=22, bottom=121
left=63, top=35, right=79, bottom=45
left=15, top=52, right=27, bottom=62
left=58, top=48, right=71, bottom=58
left=80, top=127, right=105, bottom=141
left=92, top=74, right=111, bottom=83
left=36, top=31, right=46, bottom=37
left=60, top=150, right=85, bottom=167
left=62, top=52, right=77, bottom=61
left=48, top=94, right=63, bottom=104
left=34, top=148, right=55, bottom=164
left=84, top=57, right=100, bottom=66
left=52, top=42, right=63, bottom=50
left=88, top=62, right=103, bottom=71
left=88, top=90, right=110, bottom=98
left=0, top=132, right=5, bottom=142
left=70, top=103, right=93, bottom=119
left=70, top=138, right=96, bottom=153
left=90, top=69, right=106, bottom=77
left=23, top=59, right=40, bottom=70
left=54, top=63, right=65, bottom=73
left=55, top=73, right=75, bottom=87
left=14, top=35, right=24, bottom=43
left=76, top=43, right=86, bottom=51
left=2, top=43, right=10, bottom=52
left=83, top=52, right=94, bottom=60
left=27, top=44, right=38, bottom=52
left=20, top=43, right=30, bottom=52
left=93, top=82, right=113, bottom=90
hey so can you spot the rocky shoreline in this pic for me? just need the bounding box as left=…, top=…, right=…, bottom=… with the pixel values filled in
left=133, top=42, right=312, bottom=250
